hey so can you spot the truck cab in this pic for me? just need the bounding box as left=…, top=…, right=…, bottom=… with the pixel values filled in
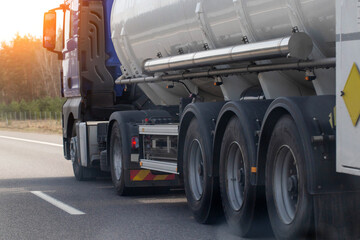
left=44, top=0, right=155, bottom=164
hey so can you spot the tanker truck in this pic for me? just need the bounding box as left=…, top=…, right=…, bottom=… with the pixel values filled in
left=43, top=0, right=360, bottom=239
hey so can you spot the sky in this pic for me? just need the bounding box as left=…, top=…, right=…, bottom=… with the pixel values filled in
left=0, top=0, right=64, bottom=43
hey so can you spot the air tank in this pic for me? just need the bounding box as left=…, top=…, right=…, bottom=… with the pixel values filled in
left=111, top=0, right=336, bottom=105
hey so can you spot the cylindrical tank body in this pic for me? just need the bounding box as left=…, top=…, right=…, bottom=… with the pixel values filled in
left=111, top=0, right=335, bottom=105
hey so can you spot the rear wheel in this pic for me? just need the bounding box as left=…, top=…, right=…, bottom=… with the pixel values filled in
left=219, top=116, right=259, bottom=237
left=265, top=115, right=314, bottom=239
left=110, top=122, right=130, bottom=196
left=183, top=118, right=221, bottom=223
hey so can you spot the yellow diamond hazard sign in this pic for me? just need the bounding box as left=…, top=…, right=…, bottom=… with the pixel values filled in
left=342, top=63, right=360, bottom=126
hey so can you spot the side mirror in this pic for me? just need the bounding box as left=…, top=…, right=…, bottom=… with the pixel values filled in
left=43, top=11, right=57, bottom=50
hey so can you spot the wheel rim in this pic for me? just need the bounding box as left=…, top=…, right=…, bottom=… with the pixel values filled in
left=273, top=145, right=299, bottom=224
left=113, top=137, right=122, bottom=180
left=189, top=139, right=204, bottom=201
left=226, top=142, right=245, bottom=211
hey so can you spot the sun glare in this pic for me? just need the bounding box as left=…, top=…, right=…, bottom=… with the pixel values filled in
left=0, top=0, right=64, bottom=43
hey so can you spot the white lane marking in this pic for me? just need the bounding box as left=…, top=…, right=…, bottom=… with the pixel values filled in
left=31, top=191, right=85, bottom=215
left=0, top=136, right=62, bottom=147
left=138, top=198, right=187, bottom=204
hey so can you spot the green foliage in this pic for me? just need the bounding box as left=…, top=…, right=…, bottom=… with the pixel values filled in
left=0, top=97, right=65, bottom=114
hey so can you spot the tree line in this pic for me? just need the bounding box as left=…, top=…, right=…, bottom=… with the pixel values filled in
left=0, top=33, right=64, bottom=113
left=0, top=96, right=64, bottom=115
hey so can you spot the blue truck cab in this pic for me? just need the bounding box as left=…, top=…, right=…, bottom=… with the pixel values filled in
left=44, top=0, right=150, bottom=160
left=62, top=0, right=123, bottom=99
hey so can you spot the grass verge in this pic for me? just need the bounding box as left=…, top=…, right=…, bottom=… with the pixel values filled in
left=0, top=120, right=62, bottom=134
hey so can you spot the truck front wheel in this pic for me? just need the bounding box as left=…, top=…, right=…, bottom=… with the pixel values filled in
left=110, top=122, right=130, bottom=196
left=70, top=137, right=85, bottom=180
left=265, top=115, right=314, bottom=239
left=70, top=130, right=97, bottom=181
left=183, top=118, right=221, bottom=223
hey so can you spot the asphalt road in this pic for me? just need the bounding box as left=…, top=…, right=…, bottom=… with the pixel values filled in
left=0, top=130, right=253, bottom=240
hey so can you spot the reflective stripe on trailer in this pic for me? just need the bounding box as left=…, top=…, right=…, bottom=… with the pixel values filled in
left=130, top=170, right=176, bottom=181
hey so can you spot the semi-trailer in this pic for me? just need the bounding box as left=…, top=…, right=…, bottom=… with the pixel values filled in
left=43, top=0, right=360, bottom=239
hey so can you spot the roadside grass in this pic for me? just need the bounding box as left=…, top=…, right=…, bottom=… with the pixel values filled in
left=0, top=120, right=62, bottom=134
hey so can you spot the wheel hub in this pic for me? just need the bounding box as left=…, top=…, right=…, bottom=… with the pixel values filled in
left=189, top=139, right=204, bottom=201
left=226, top=142, right=246, bottom=211
left=273, top=145, right=299, bottom=224
left=287, top=175, right=298, bottom=193
left=237, top=168, right=244, bottom=184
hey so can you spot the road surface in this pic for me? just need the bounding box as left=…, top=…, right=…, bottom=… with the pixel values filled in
left=0, top=130, right=261, bottom=240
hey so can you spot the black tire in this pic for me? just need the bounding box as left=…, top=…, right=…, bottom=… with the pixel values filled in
left=183, top=118, right=221, bottom=223
left=71, top=137, right=84, bottom=181
left=70, top=128, right=97, bottom=181
left=219, top=116, right=260, bottom=237
left=265, top=115, right=314, bottom=239
left=110, top=122, right=130, bottom=196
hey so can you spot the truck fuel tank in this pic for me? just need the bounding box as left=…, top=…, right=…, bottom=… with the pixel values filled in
left=111, top=0, right=335, bottom=105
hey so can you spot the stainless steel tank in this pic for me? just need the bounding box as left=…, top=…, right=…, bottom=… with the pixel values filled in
left=111, top=0, right=336, bottom=105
